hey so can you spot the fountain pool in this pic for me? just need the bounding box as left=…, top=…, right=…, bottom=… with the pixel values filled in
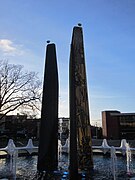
left=0, top=153, right=135, bottom=179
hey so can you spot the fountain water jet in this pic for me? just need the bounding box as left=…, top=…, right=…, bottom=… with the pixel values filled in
left=7, top=139, right=18, bottom=179
left=126, top=142, right=132, bottom=175
left=110, top=146, right=117, bottom=180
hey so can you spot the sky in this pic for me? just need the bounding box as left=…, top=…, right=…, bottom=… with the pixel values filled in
left=0, top=0, right=135, bottom=126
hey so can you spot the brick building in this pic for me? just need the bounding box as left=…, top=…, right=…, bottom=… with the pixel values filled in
left=102, top=110, right=135, bottom=140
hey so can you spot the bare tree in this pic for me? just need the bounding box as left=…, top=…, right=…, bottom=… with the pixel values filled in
left=0, top=60, right=41, bottom=120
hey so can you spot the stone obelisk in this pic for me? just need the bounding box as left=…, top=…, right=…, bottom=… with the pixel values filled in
left=69, top=25, right=93, bottom=179
left=37, top=43, right=59, bottom=172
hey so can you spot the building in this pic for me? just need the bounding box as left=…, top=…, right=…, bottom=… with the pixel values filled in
left=58, top=117, right=69, bottom=144
left=58, top=117, right=69, bottom=132
left=0, top=114, right=40, bottom=140
left=0, top=114, right=69, bottom=141
left=91, top=125, right=102, bottom=139
left=102, top=110, right=135, bottom=140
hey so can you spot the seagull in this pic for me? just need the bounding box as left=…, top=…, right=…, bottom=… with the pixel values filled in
left=78, top=23, right=82, bottom=27
left=47, top=40, right=50, bottom=44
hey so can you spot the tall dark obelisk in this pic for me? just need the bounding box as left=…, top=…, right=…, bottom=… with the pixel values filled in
left=37, top=43, right=59, bottom=172
left=69, top=26, right=93, bottom=179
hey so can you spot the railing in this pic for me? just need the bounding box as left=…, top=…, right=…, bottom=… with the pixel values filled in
left=62, top=138, right=135, bottom=155
left=0, top=139, right=38, bottom=155
left=92, top=139, right=135, bottom=155
left=0, top=138, right=135, bottom=156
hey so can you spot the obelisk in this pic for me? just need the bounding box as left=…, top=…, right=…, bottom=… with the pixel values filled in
left=69, top=25, right=93, bottom=179
left=37, top=43, right=59, bottom=172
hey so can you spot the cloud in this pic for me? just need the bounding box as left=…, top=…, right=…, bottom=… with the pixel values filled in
left=0, top=39, right=16, bottom=52
left=0, top=39, right=23, bottom=56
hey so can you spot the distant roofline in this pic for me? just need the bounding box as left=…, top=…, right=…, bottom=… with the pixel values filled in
left=102, top=110, right=135, bottom=116
left=110, top=112, right=135, bottom=116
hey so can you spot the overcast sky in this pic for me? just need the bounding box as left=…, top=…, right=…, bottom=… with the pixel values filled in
left=0, top=0, right=135, bottom=126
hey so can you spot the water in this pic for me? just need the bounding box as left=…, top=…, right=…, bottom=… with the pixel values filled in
left=126, top=143, right=132, bottom=174
left=0, top=156, right=37, bottom=179
left=110, top=147, right=117, bottom=180
left=93, top=155, right=131, bottom=179
left=0, top=153, right=135, bottom=179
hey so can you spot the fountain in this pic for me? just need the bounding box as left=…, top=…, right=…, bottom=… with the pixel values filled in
left=110, top=146, right=117, bottom=180
left=0, top=138, right=135, bottom=179
left=1, top=25, right=135, bottom=179
left=7, top=139, right=18, bottom=179
left=126, top=142, right=132, bottom=175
